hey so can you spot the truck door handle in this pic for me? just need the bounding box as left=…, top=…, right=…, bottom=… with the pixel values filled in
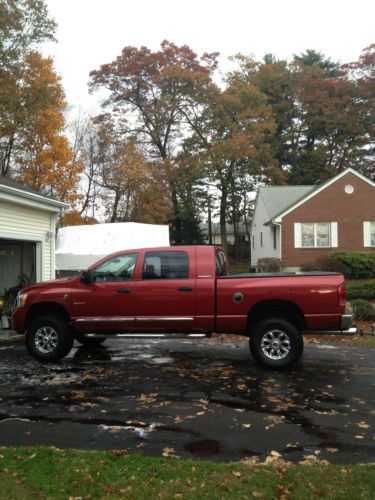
left=117, top=288, right=132, bottom=293
left=178, top=287, right=193, bottom=292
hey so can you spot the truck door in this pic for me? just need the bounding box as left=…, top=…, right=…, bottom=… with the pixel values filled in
left=71, top=252, right=138, bottom=332
left=133, top=249, right=196, bottom=331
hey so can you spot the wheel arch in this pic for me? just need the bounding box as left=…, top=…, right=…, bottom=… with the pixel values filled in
left=25, top=302, right=71, bottom=330
left=247, top=300, right=306, bottom=332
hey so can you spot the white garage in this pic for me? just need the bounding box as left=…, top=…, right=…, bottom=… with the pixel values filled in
left=0, top=177, right=67, bottom=299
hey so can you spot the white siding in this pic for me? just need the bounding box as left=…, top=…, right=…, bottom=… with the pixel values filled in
left=0, top=199, right=53, bottom=281
left=251, top=192, right=281, bottom=266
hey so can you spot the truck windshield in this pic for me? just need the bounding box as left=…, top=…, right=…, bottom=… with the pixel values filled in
left=92, top=253, right=138, bottom=282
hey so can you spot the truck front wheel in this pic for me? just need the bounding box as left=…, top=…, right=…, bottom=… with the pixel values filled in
left=249, top=318, right=303, bottom=368
left=25, top=315, right=74, bottom=362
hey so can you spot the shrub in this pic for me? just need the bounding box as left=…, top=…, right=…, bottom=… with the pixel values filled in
left=350, top=299, right=375, bottom=321
left=329, top=251, right=375, bottom=279
left=347, top=279, right=375, bottom=300
left=301, top=256, right=351, bottom=276
left=257, top=258, right=282, bottom=273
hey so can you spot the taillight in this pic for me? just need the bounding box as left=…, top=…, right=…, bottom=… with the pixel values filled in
left=338, top=283, right=346, bottom=308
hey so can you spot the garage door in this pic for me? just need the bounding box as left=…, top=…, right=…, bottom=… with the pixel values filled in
left=0, top=244, right=21, bottom=295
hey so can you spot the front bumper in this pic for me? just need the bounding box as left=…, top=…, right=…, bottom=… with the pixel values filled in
left=11, top=308, right=27, bottom=334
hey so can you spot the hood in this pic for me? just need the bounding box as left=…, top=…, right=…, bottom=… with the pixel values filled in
left=21, top=277, right=77, bottom=294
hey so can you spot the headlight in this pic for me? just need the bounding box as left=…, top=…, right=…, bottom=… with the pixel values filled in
left=16, top=292, right=28, bottom=309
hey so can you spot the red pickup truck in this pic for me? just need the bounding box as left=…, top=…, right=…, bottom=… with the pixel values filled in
left=12, top=245, right=353, bottom=368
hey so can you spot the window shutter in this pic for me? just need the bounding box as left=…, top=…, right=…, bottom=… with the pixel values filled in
left=364, top=221, right=371, bottom=247
left=331, top=222, right=338, bottom=247
left=294, top=223, right=302, bottom=248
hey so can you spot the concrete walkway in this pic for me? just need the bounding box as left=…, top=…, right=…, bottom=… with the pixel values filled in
left=0, top=328, right=20, bottom=340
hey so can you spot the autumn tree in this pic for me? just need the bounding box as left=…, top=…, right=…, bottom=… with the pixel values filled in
left=1, top=51, right=83, bottom=203
left=67, top=113, right=104, bottom=219
left=344, top=44, right=375, bottom=179
left=286, top=62, right=368, bottom=184
left=92, top=118, right=171, bottom=223
left=88, top=40, right=218, bottom=242
left=0, top=0, right=82, bottom=210
left=0, top=0, right=56, bottom=175
left=0, top=0, right=56, bottom=69
left=229, top=51, right=370, bottom=185
left=228, top=54, right=295, bottom=175
left=179, top=77, right=281, bottom=249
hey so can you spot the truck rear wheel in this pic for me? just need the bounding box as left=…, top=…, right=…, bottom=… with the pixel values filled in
left=249, top=318, right=303, bottom=368
left=25, top=315, right=74, bottom=362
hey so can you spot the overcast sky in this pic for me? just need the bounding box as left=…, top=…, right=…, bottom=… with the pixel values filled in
left=44, top=0, right=375, bottom=113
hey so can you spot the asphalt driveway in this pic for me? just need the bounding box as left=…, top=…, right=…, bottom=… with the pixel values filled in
left=0, top=336, right=374, bottom=463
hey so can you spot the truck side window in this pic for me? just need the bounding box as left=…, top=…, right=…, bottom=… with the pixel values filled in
left=92, top=253, right=138, bottom=282
left=215, top=250, right=228, bottom=277
left=142, top=251, right=189, bottom=279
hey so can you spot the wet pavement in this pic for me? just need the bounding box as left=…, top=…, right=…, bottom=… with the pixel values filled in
left=0, top=336, right=374, bottom=463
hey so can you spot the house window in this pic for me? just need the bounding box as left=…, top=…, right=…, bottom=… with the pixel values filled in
left=301, top=223, right=330, bottom=247
left=295, top=222, right=337, bottom=248
left=260, top=232, right=263, bottom=247
left=364, top=222, right=375, bottom=247
left=252, top=235, right=255, bottom=249
left=273, top=226, right=277, bottom=249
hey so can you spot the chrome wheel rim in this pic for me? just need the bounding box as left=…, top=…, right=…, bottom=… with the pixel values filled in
left=34, top=326, right=59, bottom=354
left=261, top=329, right=291, bottom=360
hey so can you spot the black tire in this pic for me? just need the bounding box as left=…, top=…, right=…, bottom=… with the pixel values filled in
left=74, top=332, right=106, bottom=347
left=249, top=318, right=304, bottom=369
left=25, top=315, right=74, bottom=362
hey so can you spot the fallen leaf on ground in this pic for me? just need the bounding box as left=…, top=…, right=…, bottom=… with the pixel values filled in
left=162, top=447, right=180, bottom=458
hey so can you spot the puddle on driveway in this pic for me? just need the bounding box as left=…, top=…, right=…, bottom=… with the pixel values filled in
left=185, top=439, right=221, bottom=457
left=70, top=346, right=174, bottom=365
left=98, top=422, right=157, bottom=438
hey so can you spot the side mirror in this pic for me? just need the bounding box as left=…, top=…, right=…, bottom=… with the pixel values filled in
left=81, top=270, right=92, bottom=284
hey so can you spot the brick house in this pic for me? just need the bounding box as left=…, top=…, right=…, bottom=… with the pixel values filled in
left=251, top=168, right=375, bottom=271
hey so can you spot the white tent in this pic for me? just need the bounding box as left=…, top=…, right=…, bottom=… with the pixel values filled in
left=55, top=222, right=170, bottom=271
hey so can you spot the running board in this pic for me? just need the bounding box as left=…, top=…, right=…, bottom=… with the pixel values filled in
left=84, top=333, right=210, bottom=339
left=303, top=327, right=357, bottom=336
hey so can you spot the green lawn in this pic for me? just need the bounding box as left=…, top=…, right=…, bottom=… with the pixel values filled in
left=0, top=448, right=374, bottom=499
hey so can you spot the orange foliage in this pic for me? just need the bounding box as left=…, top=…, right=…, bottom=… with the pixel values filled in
left=3, top=52, right=82, bottom=205
left=98, top=134, right=171, bottom=223
left=59, top=210, right=98, bottom=227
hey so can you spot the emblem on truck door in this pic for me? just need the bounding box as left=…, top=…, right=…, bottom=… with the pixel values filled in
left=233, top=292, right=244, bottom=303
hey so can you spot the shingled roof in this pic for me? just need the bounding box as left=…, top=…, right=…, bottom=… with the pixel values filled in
left=0, top=176, right=67, bottom=209
left=259, top=185, right=315, bottom=222
left=0, top=176, right=51, bottom=197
